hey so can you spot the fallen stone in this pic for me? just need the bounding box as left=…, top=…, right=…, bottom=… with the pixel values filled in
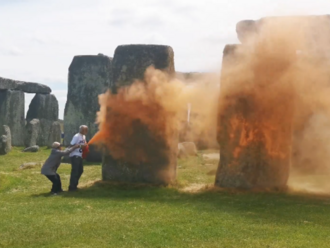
left=0, top=90, right=25, bottom=146
left=19, top=162, right=41, bottom=170
left=64, top=54, right=112, bottom=148
left=0, top=76, right=51, bottom=94
left=24, top=119, right=40, bottom=147
left=23, top=145, right=39, bottom=153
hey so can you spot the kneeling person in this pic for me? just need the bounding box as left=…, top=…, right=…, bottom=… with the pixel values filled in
left=41, top=142, right=79, bottom=195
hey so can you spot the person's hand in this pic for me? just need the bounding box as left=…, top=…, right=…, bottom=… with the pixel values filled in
left=81, top=144, right=88, bottom=149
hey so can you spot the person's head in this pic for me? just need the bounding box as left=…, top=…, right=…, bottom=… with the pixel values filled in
left=79, top=125, right=88, bottom=135
left=52, top=142, right=61, bottom=150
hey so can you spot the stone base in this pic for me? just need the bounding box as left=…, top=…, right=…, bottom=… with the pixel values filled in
left=102, top=121, right=177, bottom=185
left=102, top=155, right=176, bottom=185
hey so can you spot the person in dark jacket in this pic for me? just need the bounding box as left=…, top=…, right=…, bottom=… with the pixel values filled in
left=41, top=142, right=79, bottom=195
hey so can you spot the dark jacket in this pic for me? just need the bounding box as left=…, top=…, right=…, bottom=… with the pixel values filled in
left=41, top=148, right=75, bottom=175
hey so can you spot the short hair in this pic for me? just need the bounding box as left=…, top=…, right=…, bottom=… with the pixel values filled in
left=52, top=142, right=61, bottom=149
left=79, top=125, right=88, bottom=131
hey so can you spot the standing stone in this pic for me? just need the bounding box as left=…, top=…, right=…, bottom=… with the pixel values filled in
left=64, top=54, right=112, bottom=161
left=0, top=90, right=25, bottom=146
left=111, top=44, right=175, bottom=89
left=47, top=121, right=61, bottom=148
left=24, top=119, right=40, bottom=147
left=26, top=94, right=59, bottom=146
left=0, top=125, right=12, bottom=155
left=215, top=44, right=293, bottom=190
left=102, top=44, right=177, bottom=185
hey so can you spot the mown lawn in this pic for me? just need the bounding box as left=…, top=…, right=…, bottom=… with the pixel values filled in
left=0, top=148, right=330, bottom=248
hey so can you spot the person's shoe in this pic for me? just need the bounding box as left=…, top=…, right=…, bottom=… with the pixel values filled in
left=51, top=193, right=58, bottom=196
left=68, top=188, right=78, bottom=192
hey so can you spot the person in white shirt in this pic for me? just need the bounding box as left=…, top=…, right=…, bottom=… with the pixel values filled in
left=68, top=125, right=88, bottom=191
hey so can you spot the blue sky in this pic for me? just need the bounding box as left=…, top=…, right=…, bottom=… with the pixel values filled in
left=0, top=0, right=329, bottom=119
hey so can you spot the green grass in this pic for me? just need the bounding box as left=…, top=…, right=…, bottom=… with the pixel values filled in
left=0, top=148, right=330, bottom=248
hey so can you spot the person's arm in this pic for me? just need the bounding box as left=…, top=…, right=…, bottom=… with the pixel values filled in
left=56, top=145, right=80, bottom=156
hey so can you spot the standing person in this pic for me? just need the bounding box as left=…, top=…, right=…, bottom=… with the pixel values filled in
left=68, top=125, right=88, bottom=191
left=41, top=142, right=80, bottom=195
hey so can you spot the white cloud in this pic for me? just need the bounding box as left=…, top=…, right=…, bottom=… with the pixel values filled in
left=2, top=0, right=330, bottom=119
left=0, top=46, right=22, bottom=56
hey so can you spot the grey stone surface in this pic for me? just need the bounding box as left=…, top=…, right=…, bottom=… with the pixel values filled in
left=0, top=90, right=25, bottom=146
left=0, top=76, right=51, bottom=94
left=26, top=94, right=59, bottom=146
left=23, top=145, right=39, bottom=153
left=24, top=119, right=40, bottom=147
left=47, top=121, right=62, bottom=148
left=26, top=94, right=58, bottom=121
left=110, top=44, right=175, bottom=90
left=0, top=125, right=12, bottom=155
left=64, top=54, right=112, bottom=149
left=102, top=44, right=177, bottom=185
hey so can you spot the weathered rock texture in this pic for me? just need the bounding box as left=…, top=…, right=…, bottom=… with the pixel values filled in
left=64, top=54, right=112, bottom=156
left=48, top=121, right=61, bottom=148
left=0, top=125, right=12, bottom=155
left=26, top=94, right=59, bottom=146
left=103, top=44, right=177, bottom=185
left=24, top=119, right=40, bottom=147
left=23, top=145, right=39, bottom=153
left=110, top=45, right=175, bottom=89
left=0, top=76, right=51, bottom=94
left=0, top=90, right=25, bottom=146
left=215, top=45, right=293, bottom=190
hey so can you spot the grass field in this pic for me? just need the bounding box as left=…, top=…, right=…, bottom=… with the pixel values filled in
left=1, top=148, right=330, bottom=248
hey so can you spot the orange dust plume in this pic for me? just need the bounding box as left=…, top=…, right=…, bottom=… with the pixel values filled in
left=91, top=66, right=220, bottom=164
left=219, top=15, right=330, bottom=193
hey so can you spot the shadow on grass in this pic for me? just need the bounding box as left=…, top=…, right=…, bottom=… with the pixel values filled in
left=31, top=180, right=330, bottom=227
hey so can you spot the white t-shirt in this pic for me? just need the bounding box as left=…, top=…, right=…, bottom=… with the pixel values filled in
left=69, top=133, right=86, bottom=157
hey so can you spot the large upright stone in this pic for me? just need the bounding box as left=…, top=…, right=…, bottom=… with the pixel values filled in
left=215, top=45, right=293, bottom=190
left=26, top=94, right=59, bottom=146
left=236, top=15, right=330, bottom=49
left=103, top=44, right=177, bottom=185
left=24, top=119, right=40, bottom=147
left=64, top=54, right=112, bottom=148
left=0, top=125, right=12, bottom=155
left=0, top=76, right=51, bottom=94
left=0, top=90, right=25, bottom=146
left=110, top=45, right=175, bottom=89
left=47, top=121, right=61, bottom=148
